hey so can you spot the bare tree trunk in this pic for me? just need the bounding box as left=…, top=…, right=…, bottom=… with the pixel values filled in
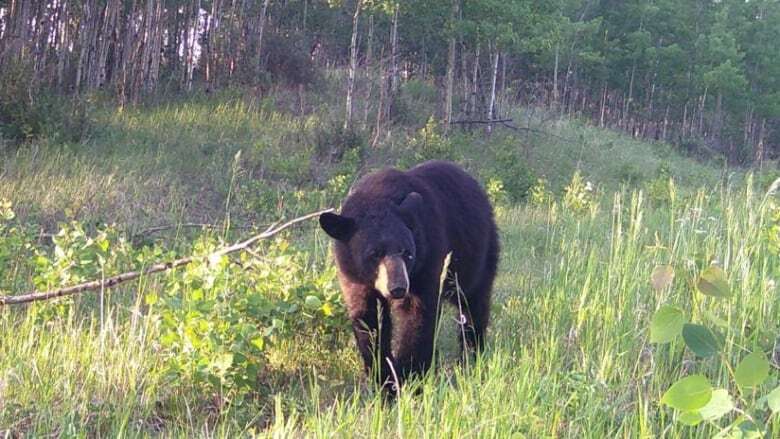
left=444, top=0, right=458, bottom=132
left=389, top=4, right=399, bottom=94
left=56, top=0, right=69, bottom=87
left=662, top=105, right=669, bottom=141
left=487, top=47, right=499, bottom=134
left=460, top=41, right=469, bottom=113
left=624, top=63, right=635, bottom=129
left=255, top=0, right=270, bottom=75
left=698, top=88, right=707, bottom=137
left=471, top=44, right=479, bottom=117
left=363, top=14, right=374, bottom=128
left=599, top=82, right=607, bottom=127
left=344, top=0, right=362, bottom=131
left=755, top=118, right=766, bottom=167
left=186, top=0, right=200, bottom=91
left=499, top=52, right=506, bottom=116
left=373, top=46, right=387, bottom=147
left=553, top=42, right=559, bottom=106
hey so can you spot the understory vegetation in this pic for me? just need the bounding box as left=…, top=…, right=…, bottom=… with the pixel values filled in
left=1, top=87, right=779, bottom=437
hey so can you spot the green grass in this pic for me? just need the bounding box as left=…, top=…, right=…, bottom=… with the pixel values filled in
left=1, top=92, right=778, bottom=437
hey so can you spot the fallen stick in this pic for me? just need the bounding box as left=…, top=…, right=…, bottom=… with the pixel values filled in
left=135, top=222, right=255, bottom=237
left=0, top=208, right=333, bottom=306
left=451, top=118, right=514, bottom=125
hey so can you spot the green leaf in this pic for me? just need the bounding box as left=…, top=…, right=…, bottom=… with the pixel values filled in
left=734, top=351, right=770, bottom=389
left=697, top=266, right=731, bottom=298
left=678, top=410, right=703, bottom=426
left=304, top=295, right=322, bottom=309
left=145, top=292, right=158, bottom=306
left=661, top=374, right=713, bottom=411
left=682, top=324, right=720, bottom=357
left=767, top=386, right=780, bottom=413
left=703, top=310, right=729, bottom=329
left=651, top=265, right=675, bottom=291
left=211, top=352, right=234, bottom=376
left=650, top=305, right=686, bottom=343
left=699, top=389, right=734, bottom=421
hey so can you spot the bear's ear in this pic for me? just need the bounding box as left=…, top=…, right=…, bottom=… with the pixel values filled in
left=319, top=212, right=356, bottom=241
left=399, top=192, right=423, bottom=217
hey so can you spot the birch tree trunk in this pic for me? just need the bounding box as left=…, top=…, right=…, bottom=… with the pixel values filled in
left=471, top=44, right=479, bottom=117
left=487, top=48, right=499, bottom=134
left=363, top=14, right=374, bottom=128
left=344, top=0, right=362, bottom=131
left=255, top=0, right=271, bottom=76
left=553, top=43, right=559, bottom=106
left=389, top=4, right=399, bottom=94
left=444, top=0, right=458, bottom=132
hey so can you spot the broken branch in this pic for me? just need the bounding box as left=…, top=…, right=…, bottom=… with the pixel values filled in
left=0, top=208, right=333, bottom=306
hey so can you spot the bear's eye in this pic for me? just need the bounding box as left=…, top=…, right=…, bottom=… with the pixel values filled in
left=403, top=250, right=414, bottom=261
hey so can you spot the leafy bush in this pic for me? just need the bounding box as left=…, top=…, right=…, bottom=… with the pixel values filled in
left=617, top=163, right=645, bottom=185
left=491, top=150, right=536, bottom=203
left=391, top=80, right=438, bottom=126
left=152, top=237, right=346, bottom=402
left=262, top=32, right=319, bottom=88
left=399, top=117, right=459, bottom=168
left=485, top=178, right=508, bottom=206
left=649, top=265, right=779, bottom=435
left=0, top=200, right=37, bottom=294
left=528, top=178, right=554, bottom=207
left=237, top=174, right=352, bottom=223
left=645, top=164, right=676, bottom=206
left=314, top=120, right=366, bottom=168
left=563, top=170, right=596, bottom=213
left=3, top=212, right=348, bottom=404
left=0, top=61, right=92, bottom=146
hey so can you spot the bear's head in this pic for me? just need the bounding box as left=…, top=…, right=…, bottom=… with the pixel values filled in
left=320, top=192, right=423, bottom=300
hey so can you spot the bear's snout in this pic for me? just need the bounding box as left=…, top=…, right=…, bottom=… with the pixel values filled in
left=390, top=287, right=406, bottom=299
left=374, top=255, right=409, bottom=300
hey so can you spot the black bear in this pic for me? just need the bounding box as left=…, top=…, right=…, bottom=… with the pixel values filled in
left=319, top=160, right=499, bottom=393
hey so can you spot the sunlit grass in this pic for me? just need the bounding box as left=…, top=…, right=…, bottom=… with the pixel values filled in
left=1, top=94, right=777, bottom=436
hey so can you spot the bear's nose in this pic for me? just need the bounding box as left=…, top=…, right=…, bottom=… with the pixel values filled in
left=390, top=287, right=407, bottom=299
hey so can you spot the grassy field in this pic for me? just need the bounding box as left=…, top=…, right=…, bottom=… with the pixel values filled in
left=1, top=89, right=779, bottom=437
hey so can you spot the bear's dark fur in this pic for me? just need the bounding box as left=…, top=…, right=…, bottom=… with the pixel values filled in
left=319, top=160, right=499, bottom=393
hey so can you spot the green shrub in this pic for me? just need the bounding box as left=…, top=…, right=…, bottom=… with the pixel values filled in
left=0, top=200, right=37, bottom=294
left=563, top=170, right=595, bottom=213
left=617, top=163, right=645, bottom=185
left=485, top=177, right=508, bottom=206
left=528, top=178, right=554, bottom=207
left=0, top=61, right=92, bottom=146
left=650, top=264, right=779, bottom=436
left=314, top=120, right=366, bottom=167
left=493, top=151, right=536, bottom=202
left=152, top=236, right=346, bottom=402
left=399, top=117, right=459, bottom=168
left=261, top=32, right=319, bottom=88
left=391, top=79, right=438, bottom=126
left=6, top=214, right=348, bottom=404
left=646, top=163, right=677, bottom=206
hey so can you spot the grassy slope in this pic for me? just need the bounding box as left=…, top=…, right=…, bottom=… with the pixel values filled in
left=1, top=90, right=778, bottom=437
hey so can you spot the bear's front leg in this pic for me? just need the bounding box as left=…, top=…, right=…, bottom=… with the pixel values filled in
left=346, top=293, right=396, bottom=393
left=388, top=290, right=437, bottom=385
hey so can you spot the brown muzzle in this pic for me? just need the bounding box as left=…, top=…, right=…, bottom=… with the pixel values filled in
left=374, top=255, right=409, bottom=300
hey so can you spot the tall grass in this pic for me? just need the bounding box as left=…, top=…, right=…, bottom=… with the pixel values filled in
left=2, top=176, right=777, bottom=436
left=1, top=93, right=776, bottom=436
